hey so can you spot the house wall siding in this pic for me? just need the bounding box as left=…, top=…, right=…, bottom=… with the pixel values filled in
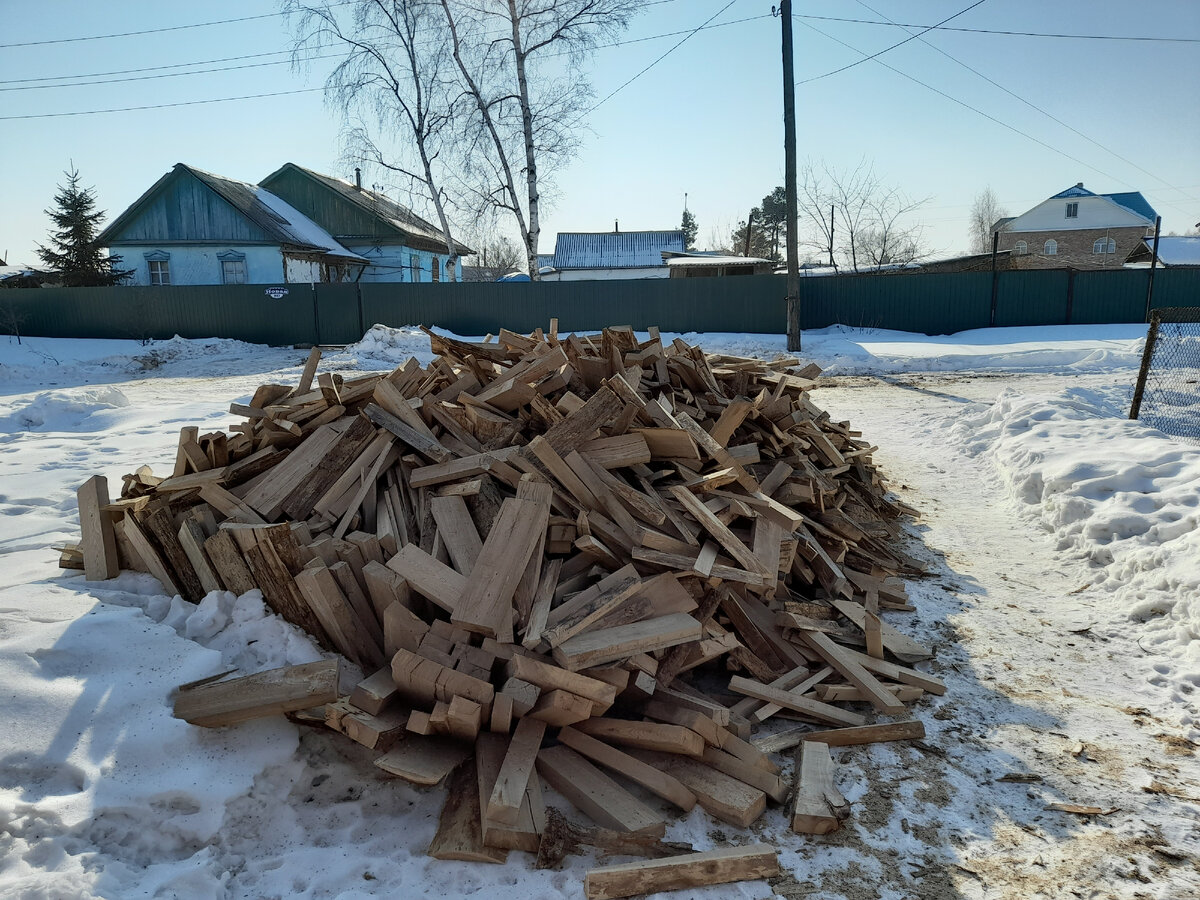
left=1005, top=195, right=1150, bottom=232
left=997, top=227, right=1151, bottom=270
left=107, top=171, right=273, bottom=244
left=344, top=243, right=460, bottom=283
left=117, top=245, right=285, bottom=286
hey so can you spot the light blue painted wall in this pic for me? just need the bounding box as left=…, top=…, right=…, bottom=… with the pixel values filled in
left=117, top=244, right=285, bottom=285
left=345, top=243, right=463, bottom=283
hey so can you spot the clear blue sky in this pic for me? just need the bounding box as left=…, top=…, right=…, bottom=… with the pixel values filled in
left=2, top=0, right=1197, bottom=267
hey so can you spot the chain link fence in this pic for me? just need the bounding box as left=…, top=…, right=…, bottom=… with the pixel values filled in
left=1130, top=307, right=1200, bottom=442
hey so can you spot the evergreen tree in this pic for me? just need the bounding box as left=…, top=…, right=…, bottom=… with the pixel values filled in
left=680, top=207, right=698, bottom=251
left=37, top=167, right=132, bottom=286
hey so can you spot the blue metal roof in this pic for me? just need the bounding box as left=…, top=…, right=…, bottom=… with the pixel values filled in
left=550, top=230, right=684, bottom=269
left=1051, top=184, right=1096, bottom=199
left=1102, top=191, right=1157, bottom=222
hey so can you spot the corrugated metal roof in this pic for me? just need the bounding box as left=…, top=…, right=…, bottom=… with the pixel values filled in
left=272, top=164, right=473, bottom=255
left=1102, top=191, right=1157, bottom=222
left=551, top=231, right=684, bottom=269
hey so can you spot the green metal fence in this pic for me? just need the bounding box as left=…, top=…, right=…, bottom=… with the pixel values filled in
left=4, top=267, right=1198, bottom=346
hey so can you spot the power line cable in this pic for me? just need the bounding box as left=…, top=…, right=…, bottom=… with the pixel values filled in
left=793, top=13, right=1200, bottom=43
left=853, top=0, right=1200, bottom=208
left=0, top=50, right=296, bottom=85
left=0, top=88, right=325, bottom=121
left=0, top=55, right=338, bottom=92
left=796, top=0, right=987, bottom=86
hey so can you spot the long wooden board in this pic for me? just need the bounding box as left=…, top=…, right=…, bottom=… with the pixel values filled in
left=584, top=844, right=779, bottom=900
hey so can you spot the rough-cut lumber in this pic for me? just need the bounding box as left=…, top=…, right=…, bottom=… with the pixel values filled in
left=374, top=735, right=471, bottom=786
left=116, top=516, right=180, bottom=597
left=583, top=844, right=779, bottom=900
left=487, top=717, right=547, bottom=827
left=427, top=757, right=508, bottom=863
left=77, top=476, right=119, bottom=580
left=572, top=718, right=705, bottom=758
left=510, top=655, right=616, bottom=714
left=558, top=726, right=697, bottom=812
left=631, top=751, right=767, bottom=827
left=753, top=720, right=927, bottom=754
left=553, top=613, right=702, bottom=672
left=728, top=676, right=866, bottom=728
left=173, top=659, right=338, bottom=727
left=385, top=544, right=464, bottom=614
left=796, top=629, right=907, bottom=714
left=791, top=741, right=850, bottom=834
left=476, top=732, right=545, bottom=852
left=536, top=745, right=666, bottom=836
left=203, top=530, right=257, bottom=595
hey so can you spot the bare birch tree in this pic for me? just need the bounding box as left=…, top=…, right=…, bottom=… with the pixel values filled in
left=286, top=1, right=465, bottom=276
left=969, top=186, right=1007, bottom=254
left=439, top=0, right=641, bottom=279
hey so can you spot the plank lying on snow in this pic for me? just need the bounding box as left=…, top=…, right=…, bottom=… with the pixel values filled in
left=173, top=659, right=339, bottom=727
left=584, top=844, right=779, bottom=900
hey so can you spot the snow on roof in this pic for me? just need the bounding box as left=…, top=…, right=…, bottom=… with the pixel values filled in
left=250, top=185, right=367, bottom=261
left=666, top=255, right=770, bottom=267
left=551, top=230, right=684, bottom=268
left=1150, top=235, right=1200, bottom=266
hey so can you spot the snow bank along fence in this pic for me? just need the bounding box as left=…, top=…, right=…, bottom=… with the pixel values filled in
left=1130, top=306, right=1200, bottom=443
left=64, top=327, right=943, bottom=888
left=6, top=267, right=1199, bottom=345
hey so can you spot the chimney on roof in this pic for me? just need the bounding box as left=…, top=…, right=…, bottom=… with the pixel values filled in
left=614, top=219, right=619, bottom=233
left=355, top=167, right=363, bottom=190
left=1076, top=182, right=1083, bottom=188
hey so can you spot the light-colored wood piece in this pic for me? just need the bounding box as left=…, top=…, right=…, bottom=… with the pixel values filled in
left=753, top=720, right=926, bottom=754
left=173, top=659, right=338, bottom=727
left=796, top=630, right=906, bottom=714
left=727, top=676, right=865, bottom=727
left=553, top=613, right=702, bottom=672
left=77, top=475, right=119, bottom=580
left=584, top=844, right=779, bottom=900
left=374, top=735, right=470, bottom=785
left=558, top=726, right=696, bottom=812
left=487, top=717, right=547, bottom=827
left=572, top=718, right=705, bottom=758
left=536, top=745, right=666, bottom=836
left=792, top=741, right=850, bottom=834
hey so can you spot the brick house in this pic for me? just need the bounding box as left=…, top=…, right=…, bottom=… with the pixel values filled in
left=993, top=183, right=1156, bottom=270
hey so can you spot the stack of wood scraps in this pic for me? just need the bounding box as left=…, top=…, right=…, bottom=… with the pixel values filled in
left=70, top=323, right=943, bottom=896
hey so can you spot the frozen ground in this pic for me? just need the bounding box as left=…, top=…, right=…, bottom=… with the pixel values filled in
left=0, top=324, right=1196, bottom=899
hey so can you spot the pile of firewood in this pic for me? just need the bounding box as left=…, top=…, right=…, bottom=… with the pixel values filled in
left=68, top=324, right=944, bottom=898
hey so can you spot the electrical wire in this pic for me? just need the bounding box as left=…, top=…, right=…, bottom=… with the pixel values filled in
left=793, top=13, right=1200, bottom=43
left=796, top=0, right=988, bottom=86
left=0, top=88, right=325, bottom=121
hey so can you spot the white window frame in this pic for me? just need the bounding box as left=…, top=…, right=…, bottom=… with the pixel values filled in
left=1014, top=240, right=1028, bottom=255
left=1065, top=202, right=1079, bottom=218
left=145, top=250, right=171, bottom=285
left=1044, top=239, right=1057, bottom=256
left=1093, top=237, right=1116, bottom=254
left=409, top=254, right=420, bottom=282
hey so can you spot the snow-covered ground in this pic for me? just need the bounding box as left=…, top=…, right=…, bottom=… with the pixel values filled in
left=1, top=324, right=1197, bottom=899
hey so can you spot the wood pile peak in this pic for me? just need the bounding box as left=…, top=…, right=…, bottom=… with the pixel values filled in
left=70, top=323, right=941, bottom=893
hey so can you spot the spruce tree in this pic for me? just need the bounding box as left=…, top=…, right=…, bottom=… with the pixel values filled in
left=680, top=208, right=698, bottom=251
left=37, top=166, right=132, bottom=286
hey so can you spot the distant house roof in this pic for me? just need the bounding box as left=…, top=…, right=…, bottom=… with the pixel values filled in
left=1127, top=235, right=1200, bottom=267
left=548, top=230, right=684, bottom=269
left=260, top=163, right=473, bottom=256
left=99, top=163, right=365, bottom=261
left=1049, top=182, right=1156, bottom=223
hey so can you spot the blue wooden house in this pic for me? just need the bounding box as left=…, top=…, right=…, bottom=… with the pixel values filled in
left=260, top=163, right=473, bottom=283
left=98, top=164, right=369, bottom=286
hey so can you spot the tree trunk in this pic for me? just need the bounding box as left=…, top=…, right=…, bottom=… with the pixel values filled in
left=507, top=0, right=541, bottom=281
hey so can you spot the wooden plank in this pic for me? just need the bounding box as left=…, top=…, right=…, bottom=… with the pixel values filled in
left=408, top=449, right=517, bottom=490
left=349, top=666, right=400, bottom=716
left=727, top=676, right=865, bottom=728
left=572, top=718, right=705, bottom=758
left=429, top=494, right=483, bottom=574
left=842, top=647, right=946, bottom=696
left=753, top=720, right=926, bottom=754
left=294, top=565, right=383, bottom=670
left=541, top=564, right=643, bottom=648
left=362, top=402, right=451, bottom=463
left=173, top=659, right=338, bottom=727
left=749, top=666, right=835, bottom=724
left=700, top=746, right=789, bottom=804
left=553, top=613, right=702, bottom=672
left=325, top=698, right=408, bottom=751
left=177, top=519, right=222, bottom=595
left=542, top=385, right=623, bottom=455
left=476, top=732, right=544, bottom=852
left=510, top=654, right=617, bottom=714
left=487, top=717, right=547, bottom=826
left=280, top=416, right=376, bottom=520
left=77, top=475, right=119, bottom=580
left=796, top=630, right=907, bottom=715
left=428, top=757, right=508, bottom=863
left=115, top=517, right=180, bottom=597
left=198, top=484, right=267, bottom=525
left=385, top=544, right=465, bottom=614
left=137, top=502, right=205, bottom=603
left=558, top=726, right=697, bottom=812
left=452, top=494, right=550, bottom=637
left=242, top=424, right=341, bottom=519
left=584, top=844, right=779, bottom=900
left=631, top=752, right=767, bottom=827
left=792, top=741, right=850, bottom=834
left=668, top=486, right=770, bottom=577
left=375, top=735, right=471, bottom=786
left=536, top=745, right=665, bottom=836
left=831, top=598, right=934, bottom=662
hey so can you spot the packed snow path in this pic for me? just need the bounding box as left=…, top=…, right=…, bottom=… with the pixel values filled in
left=0, top=328, right=1196, bottom=899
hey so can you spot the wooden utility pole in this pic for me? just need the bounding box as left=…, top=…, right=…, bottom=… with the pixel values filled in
left=781, top=0, right=801, bottom=351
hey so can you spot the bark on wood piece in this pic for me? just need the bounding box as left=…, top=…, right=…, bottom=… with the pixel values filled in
left=294, top=565, right=381, bottom=670
left=279, top=416, right=376, bottom=520
left=487, top=716, right=547, bottom=827
left=116, top=517, right=181, bottom=597
left=536, top=745, right=666, bottom=836
left=536, top=807, right=692, bottom=871
left=137, top=502, right=206, bottom=603
left=374, top=735, right=471, bottom=786
left=552, top=613, right=702, bottom=672
left=242, top=424, right=342, bottom=520
left=325, top=698, right=408, bottom=751
left=77, top=475, right=119, bottom=581
left=202, top=530, right=257, bottom=596
left=557, top=726, right=697, bottom=812
left=727, top=676, right=865, bottom=728
left=173, top=659, right=338, bottom=727
left=791, top=741, right=850, bottom=834
left=542, top=385, right=623, bottom=455
left=630, top=751, right=767, bottom=828
left=427, top=757, right=508, bottom=863
left=753, top=720, right=926, bottom=754
left=583, top=844, right=780, bottom=900
left=362, top=402, right=451, bottom=463
left=541, top=564, right=643, bottom=648
left=452, top=494, right=550, bottom=637
left=572, top=718, right=705, bottom=758
left=795, top=629, right=907, bottom=714
left=242, top=526, right=331, bottom=644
